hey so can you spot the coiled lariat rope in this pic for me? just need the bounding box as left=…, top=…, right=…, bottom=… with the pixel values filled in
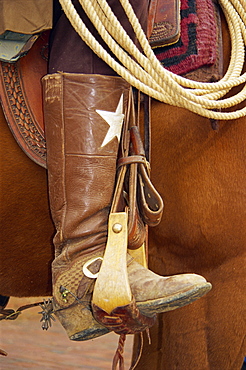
left=59, top=0, right=246, bottom=120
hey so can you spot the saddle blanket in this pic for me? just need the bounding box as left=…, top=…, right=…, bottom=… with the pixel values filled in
left=154, top=0, right=219, bottom=76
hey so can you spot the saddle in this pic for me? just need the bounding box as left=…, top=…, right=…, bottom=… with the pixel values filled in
left=148, top=0, right=180, bottom=47
left=0, top=0, right=222, bottom=168
left=0, top=0, right=181, bottom=169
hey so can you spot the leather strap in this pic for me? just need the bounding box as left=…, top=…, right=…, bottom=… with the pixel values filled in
left=92, top=299, right=156, bottom=335
left=112, top=92, right=163, bottom=247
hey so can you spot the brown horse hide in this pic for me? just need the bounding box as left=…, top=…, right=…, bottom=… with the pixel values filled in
left=133, top=16, right=246, bottom=370
left=136, top=100, right=246, bottom=370
left=0, top=105, right=54, bottom=297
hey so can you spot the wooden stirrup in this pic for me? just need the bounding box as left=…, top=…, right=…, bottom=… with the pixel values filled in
left=92, top=212, right=132, bottom=314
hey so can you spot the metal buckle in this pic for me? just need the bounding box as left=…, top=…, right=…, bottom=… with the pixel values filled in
left=82, top=257, right=103, bottom=279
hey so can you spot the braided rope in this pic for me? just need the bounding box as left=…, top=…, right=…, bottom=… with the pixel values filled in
left=59, top=0, right=246, bottom=120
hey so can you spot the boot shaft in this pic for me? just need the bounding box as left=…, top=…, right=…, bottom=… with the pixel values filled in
left=42, top=73, right=130, bottom=254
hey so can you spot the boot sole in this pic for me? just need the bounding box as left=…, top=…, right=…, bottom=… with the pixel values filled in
left=70, top=283, right=211, bottom=340
left=70, top=325, right=110, bottom=341
left=136, top=282, right=212, bottom=316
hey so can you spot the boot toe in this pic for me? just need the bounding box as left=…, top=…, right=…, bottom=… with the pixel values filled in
left=136, top=281, right=212, bottom=316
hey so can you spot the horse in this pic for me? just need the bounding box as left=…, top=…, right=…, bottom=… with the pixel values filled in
left=0, top=5, right=245, bottom=370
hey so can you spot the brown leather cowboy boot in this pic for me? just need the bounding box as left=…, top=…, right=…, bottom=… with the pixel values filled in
left=42, top=72, right=211, bottom=341
left=43, top=72, right=128, bottom=340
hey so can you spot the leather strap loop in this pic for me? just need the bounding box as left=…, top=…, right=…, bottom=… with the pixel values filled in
left=138, top=163, right=164, bottom=227
left=117, top=155, right=150, bottom=171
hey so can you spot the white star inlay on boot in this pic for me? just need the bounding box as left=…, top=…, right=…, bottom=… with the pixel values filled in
left=96, top=94, right=124, bottom=148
